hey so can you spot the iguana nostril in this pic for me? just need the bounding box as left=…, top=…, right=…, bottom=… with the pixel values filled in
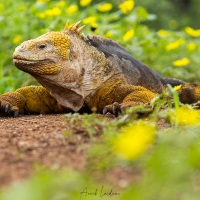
left=14, top=44, right=26, bottom=54
left=20, top=44, right=26, bottom=51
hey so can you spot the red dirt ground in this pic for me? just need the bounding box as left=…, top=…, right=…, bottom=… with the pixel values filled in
left=0, top=114, right=91, bottom=187
left=0, top=114, right=170, bottom=188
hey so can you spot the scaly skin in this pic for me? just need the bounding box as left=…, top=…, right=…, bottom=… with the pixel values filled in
left=0, top=86, right=66, bottom=116
left=1, top=20, right=200, bottom=117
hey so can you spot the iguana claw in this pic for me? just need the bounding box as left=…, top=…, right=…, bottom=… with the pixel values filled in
left=102, top=107, right=108, bottom=115
left=0, top=92, right=26, bottom=117
left=5, top=104, right=10, bottom=113
left=103, top=102, right=122, bottom=117
left=14, top=110, right=19, bottom=117
left=0, top=100, right=20, bottom=117
left=112, top=102, right=121, bottom=116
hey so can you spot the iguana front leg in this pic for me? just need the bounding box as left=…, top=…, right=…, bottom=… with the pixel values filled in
left=0, top=86, right=66, bottom=117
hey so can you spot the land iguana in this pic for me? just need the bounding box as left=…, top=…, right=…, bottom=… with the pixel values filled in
left=1, top=20, right=200, bottom=117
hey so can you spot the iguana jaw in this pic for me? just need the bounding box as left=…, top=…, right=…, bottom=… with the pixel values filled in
left=13, top=56, right=62, bottom=75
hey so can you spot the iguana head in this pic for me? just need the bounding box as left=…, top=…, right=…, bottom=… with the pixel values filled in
left=13, top=21, right=84, bottom=75
left=13, top=21, right=109, bottom=111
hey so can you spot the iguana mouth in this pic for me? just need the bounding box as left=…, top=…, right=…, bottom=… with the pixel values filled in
left=13, top=58, right=53, bottom=66
left=13, top=57, right=61, bottom=75
left=13, top=58, right=39, bottom=65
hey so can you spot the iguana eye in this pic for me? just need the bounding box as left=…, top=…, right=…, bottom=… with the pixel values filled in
left=37, top=43, right=47, bottom=50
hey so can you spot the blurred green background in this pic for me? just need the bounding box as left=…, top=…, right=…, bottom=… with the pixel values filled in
left=136, top=0, right=200, bottom=29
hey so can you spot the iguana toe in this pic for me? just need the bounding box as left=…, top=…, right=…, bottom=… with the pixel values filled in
left=0, top=100, right=20, bottom=117
left=112, top=102, right=121, bottom=116
left=103, top=107, right=108, bottom=115
left=13, top=109, right=19, bottom=117
left=5, top=104, right=10, bottom=113
left=103, top=102, right=122, bottom=117
left=0, top=92, right=26, bottom=117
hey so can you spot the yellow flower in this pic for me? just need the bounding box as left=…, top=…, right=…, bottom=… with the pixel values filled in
left=98, top=3, right=113, bottom=12
left=173, top=85, right=182, bottom=91
left=157, top=29, right=168, bottom=37
left=113, top=121, right=156, bottom=160
left=123, top=29, right=134, bottom=41
left=51, top=7, right=62, bottom=16
left=45, top=7, right=62, bottom=17
left=185, top=26, right=200, bottom=37
left=57, top=1, right=66, bottom=7
left=66, top=5, right=78, bottom=15
left=12, top=35, right=23, bottom=44
left=170, top=106, right=200, bottom=125
left=187, top=42, right=197, bottom=51
left=83, top=16, right=97, bottom=27
left=173, top=58, right=190, bottom=67
left=165, top=38, right=185, bottom=51
left=119, top=0, right=135, bottom=14
left=80, top=0, right=92, bottom=7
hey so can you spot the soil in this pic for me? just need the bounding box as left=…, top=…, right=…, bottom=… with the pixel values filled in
left=0, top=114, right=170, bottom=188
left=0, top=114, right=90, bottom=187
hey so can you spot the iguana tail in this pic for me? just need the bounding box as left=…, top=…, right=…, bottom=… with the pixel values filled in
left=161, top=77, right=200, bottom=104
left=161, top=77, right=186, bottom=87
